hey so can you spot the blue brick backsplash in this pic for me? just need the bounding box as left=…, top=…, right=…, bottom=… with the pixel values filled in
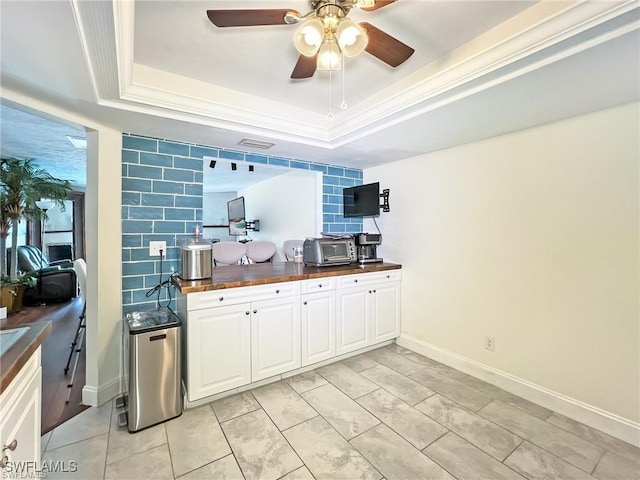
left=122, top=133, right=362, bottom=314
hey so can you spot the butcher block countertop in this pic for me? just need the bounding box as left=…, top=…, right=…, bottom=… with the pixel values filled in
left=0, top=317, right=52, bottom=394
left=174, top=262, right=402, bottom=294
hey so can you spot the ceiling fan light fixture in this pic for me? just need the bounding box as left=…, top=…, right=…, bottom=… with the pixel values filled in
left=356, top=0, right=376, bottom=8
left=317, top=37, right=342, bottom=70
left=336, top=19, right=368, bottom=57
left=294, top=18, right=324, bottom=56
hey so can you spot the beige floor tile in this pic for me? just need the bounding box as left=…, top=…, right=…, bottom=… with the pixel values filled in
left=366, top=348, right=425, bottom=376
left=416, top=394, right=522, bottom=461
left=222, top=409, right=302, bottom=480
left=46, top=401, right=112, bottom=451
left=592, top=451, right=640, bottom=480
left=211, top=391, right=261, bottom=423
left=350, top=424, right=454, bottom=480
left=547, top=412, right=640, bottom=463
left=177, top=454, right=244, bottom=479
left=42, top=432, right=108, bottom=480
left=316, top=362, right=378, bottom=399
left=283, top=416, right=382, bottom=480
left=360, top=364, right=435, bottom=405
left=166, top=404, right=231, bottom=477
left=410, top=368, right=493, bottom=412
left=342, top=354, right=380, bottom=372
left=425, top=432, right=526, bottom=479
left=505, top=441, right=597, bottom=479
left=287, top=370, right=328, bottom=394
left=479, top=400, right=604, bottom=472
left=104, top=443, right=173, bottom=480
left=356, top=388, right=447, bottom=449
left=106, top=409, right=167, bottom=465
left=251, top=381, right=317, bottom=430
left=280, top=466, right=316, bottom=480
left=301, top=383, right=380, bottom=440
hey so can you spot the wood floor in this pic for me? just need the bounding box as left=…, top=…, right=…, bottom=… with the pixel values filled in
left=9, top=296, right=88, bottom=434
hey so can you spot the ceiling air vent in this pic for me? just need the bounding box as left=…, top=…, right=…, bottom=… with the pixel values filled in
left=237, top=138, right=275, bottom=150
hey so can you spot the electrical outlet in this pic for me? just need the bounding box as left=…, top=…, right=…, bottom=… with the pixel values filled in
left=149, top=241, right=166, bottom=256
left=485, top=336, right=495, bottom=352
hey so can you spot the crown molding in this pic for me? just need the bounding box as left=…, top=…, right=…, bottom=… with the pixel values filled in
left=75, top=0, right=639, bottom=150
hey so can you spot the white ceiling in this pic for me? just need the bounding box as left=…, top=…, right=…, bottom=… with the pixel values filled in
left=0, top=0, right=638, bottom=189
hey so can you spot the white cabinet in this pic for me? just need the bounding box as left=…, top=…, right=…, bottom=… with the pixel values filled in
left=336, top=271, right=401, bottom=355
left=185, top=304, right=251, bottom=402
left=301, top=291, right=336, bottom=367
left=251, top=297, right=301, bottom=381
left=0, top=348, right=41, bottom=477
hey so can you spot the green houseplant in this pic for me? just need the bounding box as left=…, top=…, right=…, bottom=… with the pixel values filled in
left=1, top=157, right=71, bottom=312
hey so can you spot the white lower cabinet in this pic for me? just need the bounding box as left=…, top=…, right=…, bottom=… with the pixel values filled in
left=251, top=296, right=301, bottom=381
left=336, top=271, right=401, bottom=355
left=180, top=269, right=401, bottom=402
left=301, top=290, right=336, bottom=366
left=0, top=348, right=42, bottom=477
left=186, top=304, right=251, bottom=402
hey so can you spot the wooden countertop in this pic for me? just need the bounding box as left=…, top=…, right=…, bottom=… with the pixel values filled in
left=174, top=262, right=402, bottom=294
left=0, top=316, right=52, bottom=394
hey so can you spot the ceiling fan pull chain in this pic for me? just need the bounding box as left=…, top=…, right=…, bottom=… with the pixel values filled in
left=327, top=68, right=335, bottom=118
left=340, top=58, right=348, bottom=110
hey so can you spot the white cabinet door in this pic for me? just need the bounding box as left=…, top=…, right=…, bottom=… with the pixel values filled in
left=371, top=282, right=401, bottom=344
left=335, top=287, right=370, bottom=355
left=0, top=353, right=41, bottom=476
left=251, top=297, right=301, bottom=381
left=301, top=291, right=336, bottom=367
left=187, top=303, right=251, bottom=401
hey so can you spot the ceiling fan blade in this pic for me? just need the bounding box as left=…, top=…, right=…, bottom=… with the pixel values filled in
left=361, top=0, right=397, bottom=12
left=291, top=55, right=317, bottom=79
left=207, top=9, right=300, bottom=27
left=360, top=22, right=414, bottom=67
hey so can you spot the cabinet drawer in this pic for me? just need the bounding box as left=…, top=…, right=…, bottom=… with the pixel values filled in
left=187, top=281, right=301, bottom=311
left=301, top=276, right=336, bottom=294
left=337, top=269, right=402, bottom=289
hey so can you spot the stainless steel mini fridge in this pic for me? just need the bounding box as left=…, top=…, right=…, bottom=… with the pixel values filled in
left=123, top=308, right=182, bottom=433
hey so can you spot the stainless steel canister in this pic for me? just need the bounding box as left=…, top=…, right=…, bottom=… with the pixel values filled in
left=180, top=239, right=212, bottom=280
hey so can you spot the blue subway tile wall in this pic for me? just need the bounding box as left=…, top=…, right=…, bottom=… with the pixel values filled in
left=122, top=134, right=362, bottom=314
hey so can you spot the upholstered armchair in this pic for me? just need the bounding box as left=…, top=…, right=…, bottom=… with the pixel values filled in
left=10, top=245, right=77, bottom=304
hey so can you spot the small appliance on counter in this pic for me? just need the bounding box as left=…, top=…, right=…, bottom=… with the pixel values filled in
left=303, top=237, right=357, bottom=266
left=355, top=233, right=383, bottom=264
left=179, top=237, right=212, bottom=280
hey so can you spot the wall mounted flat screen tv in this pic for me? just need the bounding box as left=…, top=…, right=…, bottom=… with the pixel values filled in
left=227, top=196, right=247, bottom=236
left=343, top=182, right=380, bottom=218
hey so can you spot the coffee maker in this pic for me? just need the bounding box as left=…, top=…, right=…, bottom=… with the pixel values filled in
left=355, top=233, right=383, bottom=263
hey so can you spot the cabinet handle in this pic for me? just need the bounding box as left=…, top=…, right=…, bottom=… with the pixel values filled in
left=253, top=309, right=257, bottom=314
left=354, top=279, right=358, bottom=283
left=0, top=455, right=7, bottom=468
left=275, top=289, right=280, bottom=294
left=369, top=290, right=372, bottom=294
left=387, top=275, right=390, bottom=278
left=2, top=440, right=17, bottom=452
left=373, top=289, right=377, bottom=293
left=219, top=297, right=224, bottom=302
left=303, top=301, right=307, bottom=305
left=318, top=283, right=322, bottom=288
left=245, top=311, right=250, bottom=315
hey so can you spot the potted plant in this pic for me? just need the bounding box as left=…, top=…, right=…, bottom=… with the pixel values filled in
left=0, top=158, right=71, bottom=313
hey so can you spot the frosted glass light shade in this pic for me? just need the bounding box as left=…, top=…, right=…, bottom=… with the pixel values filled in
left=336, top=19, right=367, bottom=57
left=293, top=18, right=324, bottom=56
left=35, top=199, right=55, bottom=211
left=317, top=38, right=342, bottom=70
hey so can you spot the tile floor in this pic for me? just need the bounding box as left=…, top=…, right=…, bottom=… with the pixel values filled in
left=40, top=344, right=639, bottom=479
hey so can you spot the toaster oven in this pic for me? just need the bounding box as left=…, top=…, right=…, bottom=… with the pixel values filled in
left=302, top=238, right=357, bottom=266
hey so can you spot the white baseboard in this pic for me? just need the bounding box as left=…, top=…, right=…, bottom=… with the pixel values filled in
left=397, top=334, right=640, bottom=447
left=81, top=377, right=121, bottom=408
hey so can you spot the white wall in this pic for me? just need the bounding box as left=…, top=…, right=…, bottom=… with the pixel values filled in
left=365, top=103, right=639, bottom=436
left=241, top=169, right=322, bottom=260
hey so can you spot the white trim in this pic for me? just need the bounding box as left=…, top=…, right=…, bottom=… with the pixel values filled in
left=81, top=376, right=121, bottom=408
left=397, top=334, right=640, bottom=448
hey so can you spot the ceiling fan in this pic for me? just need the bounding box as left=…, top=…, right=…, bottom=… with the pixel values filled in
left=206, top=0, right=414, bottom=79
